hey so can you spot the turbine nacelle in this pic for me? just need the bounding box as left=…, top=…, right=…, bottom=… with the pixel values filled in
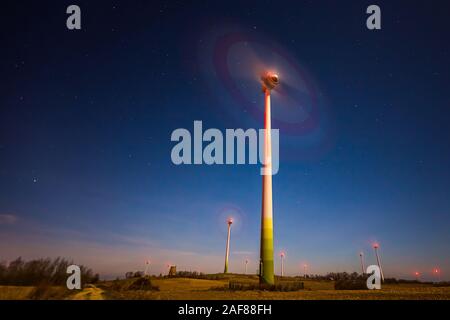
left=261, top=72, right=279, bottom=92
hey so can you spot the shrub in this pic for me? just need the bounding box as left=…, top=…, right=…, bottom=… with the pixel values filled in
left=334, top=279, right=367, bottom=290
left=432, top=282, right=450, bottom=287
left=127, top=277, right=159, bottom=291
left=227, top=280, right=304, bottom=292
left=29, top=282, right=71, bottom=300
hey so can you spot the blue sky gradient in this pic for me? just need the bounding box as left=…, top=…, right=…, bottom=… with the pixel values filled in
left=1, top=1, right=449, bottom=280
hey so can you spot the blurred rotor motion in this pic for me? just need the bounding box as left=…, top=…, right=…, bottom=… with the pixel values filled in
left=196, top=25, right=335, bottom=160
left=216, top=203, right=244, bottom=235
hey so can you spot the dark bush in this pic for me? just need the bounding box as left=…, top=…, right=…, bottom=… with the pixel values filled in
left=29, top=282, right=72, bottom=300
left=227, top=280, right=304, bottom=292
left=169, top=271, right=227, bottom=281
left=432, top=282, right=450, bottom=287
left=334, top=279, right=367, bottom=290
left=128, top=277, right=159, bottom=291
left=29, top=283, right=54, bottom=300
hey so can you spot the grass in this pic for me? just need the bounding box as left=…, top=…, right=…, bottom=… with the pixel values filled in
left=0, top=284, right=72, bottom=300
left=99, top=276, right=450, bottom=300
left=0, top=286, right=35, bottom=300
left=2, top=275, right=450, bottom=300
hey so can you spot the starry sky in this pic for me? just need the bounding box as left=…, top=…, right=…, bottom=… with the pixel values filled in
left=1, top=0, right=449, bottom=280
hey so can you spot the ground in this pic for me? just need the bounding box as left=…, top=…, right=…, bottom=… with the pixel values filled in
left=1, top=275, right=450, bottom=300
left=71, top=284, right=105, bottom=300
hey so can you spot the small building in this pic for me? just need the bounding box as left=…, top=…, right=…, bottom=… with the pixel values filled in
left=168, top=265, right=177, bottom=276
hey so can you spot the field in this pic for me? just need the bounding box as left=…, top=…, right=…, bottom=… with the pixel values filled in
left=1, top=274, right=450, bottom=300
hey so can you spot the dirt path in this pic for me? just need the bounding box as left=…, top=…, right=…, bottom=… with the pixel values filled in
left=71, top=285, right=105, bottom=300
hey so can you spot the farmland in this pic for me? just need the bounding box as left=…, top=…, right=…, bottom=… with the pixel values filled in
left=2, top=274, right=450, bottom=300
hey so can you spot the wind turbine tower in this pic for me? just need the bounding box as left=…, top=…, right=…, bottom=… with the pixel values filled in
left=259, top=72, right=279, bottom=285
left=434, top=268, right=441, bottom=282
left=224, top=218, right=233, bottom=273
left=359, top=252, right=365, bottom=274
left=373, top=243, right=385, bottom=281
left=144, top=260, right=151, bottom=276
left=280, top=252, right=285, bottom=277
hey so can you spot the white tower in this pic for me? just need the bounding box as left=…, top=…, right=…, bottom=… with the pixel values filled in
left=373, top=243, right=384, bottom=281
left=224, top=218, right=233, bottom=273
left=359, top=252, right=365, bottom=274
left=259, top=72, right=279, bottom=285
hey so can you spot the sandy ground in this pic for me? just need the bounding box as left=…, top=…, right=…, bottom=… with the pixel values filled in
left=71, top=285, right=105, bottom=300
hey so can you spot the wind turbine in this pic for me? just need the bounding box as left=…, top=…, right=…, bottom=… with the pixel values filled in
left=373, top=243, right=385, bottom=281
left=259, top=72, right=279, bottom=285
left=144, top=260, right=151, bottom=276
left=414, top=271, right=420, bottom=281
left=224, top=217, right=233, bottom=273
left=303, top=263, right=308, bottom=277
left=244, top=259, right=249, bottom=275
left=280, top=252, right=285, bottom=277
left=359, top=252, right=365, bottom=274
left=434, top=268, right=441, bottom=282
left=209, top=35, right=327, bottom=283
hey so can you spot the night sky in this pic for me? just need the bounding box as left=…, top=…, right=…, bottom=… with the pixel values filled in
left=1, top=0, right=449, bottom=280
